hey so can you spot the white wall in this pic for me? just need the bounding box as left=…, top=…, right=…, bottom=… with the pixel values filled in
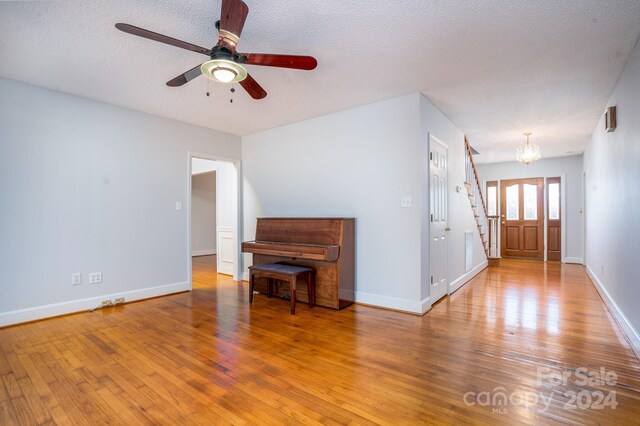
left=476, top=155, right=584, bottom=263
left=191, top=171, right=216, bottom=256
left=583, top=38, right=640, bottom=354
left=0, top=78, right=241, bottom=326
left=243, top=93, right=424, bottom=312
left=420, top=96, right=488, bottom=303
left=242, top=93, right=487, bottom=313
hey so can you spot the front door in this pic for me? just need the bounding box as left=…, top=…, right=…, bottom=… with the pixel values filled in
left=500, top=178, right=544, bottom=259
left=429, top=136, right=448, bottom=302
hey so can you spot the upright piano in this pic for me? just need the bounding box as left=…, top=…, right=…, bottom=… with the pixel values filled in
left=242, top=218, right=355, bottom=309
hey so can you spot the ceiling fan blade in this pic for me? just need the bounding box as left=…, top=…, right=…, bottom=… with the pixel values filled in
left=239, top=74, right=267, bottom=99
left=115, top=23, right=211, bottom=56
left=166, top=64, right=203, bottom=87
left=241, top=54, right=318, bottom=70
left=218, top=0, right=249, bottom=50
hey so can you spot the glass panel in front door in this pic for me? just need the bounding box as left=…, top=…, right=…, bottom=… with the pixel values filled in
left=523, top=184, right=538, bottom=220
left=506, top=184, right=519, bottom=220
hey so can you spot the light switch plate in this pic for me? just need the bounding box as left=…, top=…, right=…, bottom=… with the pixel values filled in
left=401, top=196, right=412, bottom=208
left=176, top=201, right=182, bottom=211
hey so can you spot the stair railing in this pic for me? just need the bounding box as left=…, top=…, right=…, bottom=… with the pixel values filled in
left=464, top=137, right=490, bottom=258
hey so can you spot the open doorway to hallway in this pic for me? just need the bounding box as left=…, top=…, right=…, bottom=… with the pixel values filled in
left=189, top=154, right=239, bottom=289
left=191, top=158, right=218, bottom=289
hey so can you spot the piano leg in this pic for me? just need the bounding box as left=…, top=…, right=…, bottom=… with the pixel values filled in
left=267, top=278, right=273, bottom=298
left=307, top=271, right=316, bottom=308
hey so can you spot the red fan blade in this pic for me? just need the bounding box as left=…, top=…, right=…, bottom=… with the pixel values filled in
left=218, top=0, right=249, bottom=50
left=166, top=64, right=203, bottom=87
left=115, top=23, right=211, bottom=56
left=239, top=74, right=267, bottom=99
left=241, top=54, right=317, bottom=70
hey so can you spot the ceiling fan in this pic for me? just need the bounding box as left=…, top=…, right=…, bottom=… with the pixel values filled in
left=115, top=0, right=317, bottom=100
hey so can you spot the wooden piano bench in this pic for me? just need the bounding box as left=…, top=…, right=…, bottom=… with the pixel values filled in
left=248, top=263, right=316, bottom=315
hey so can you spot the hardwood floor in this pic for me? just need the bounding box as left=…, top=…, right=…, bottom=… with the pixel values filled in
left=1, top=257, right=639, bottom=425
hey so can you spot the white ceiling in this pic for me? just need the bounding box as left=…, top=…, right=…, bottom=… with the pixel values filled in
left=1, top=0, right=639, bottom=163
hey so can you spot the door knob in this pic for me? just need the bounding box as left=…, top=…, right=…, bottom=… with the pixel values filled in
left=501, top=221, right=506, bottom=225
left=445, top=226, right=451, bottom=232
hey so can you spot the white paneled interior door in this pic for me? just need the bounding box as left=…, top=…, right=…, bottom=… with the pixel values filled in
left=217, top=228, right=235, bottom=276
left=429, top=135, right=449, bottom=303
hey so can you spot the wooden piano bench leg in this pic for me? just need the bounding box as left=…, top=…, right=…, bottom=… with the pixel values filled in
left=290, top=277, right=296, bottom=315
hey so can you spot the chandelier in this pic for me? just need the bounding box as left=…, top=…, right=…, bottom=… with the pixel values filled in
left=516, top=132, right=540, bottom=165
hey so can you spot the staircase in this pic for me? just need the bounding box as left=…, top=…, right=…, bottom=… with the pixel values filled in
left=464, top=137, right=501, bottom=266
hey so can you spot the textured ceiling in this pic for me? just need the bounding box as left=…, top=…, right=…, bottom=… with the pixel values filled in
left=1, top=0, right=639, bottom=163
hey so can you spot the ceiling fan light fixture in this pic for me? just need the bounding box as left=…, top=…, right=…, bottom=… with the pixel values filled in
left=213, top=67, right=237, bottom=83
left=516, top=132, right=541, bottom=165
left=201, top=59, right=247, bottom=83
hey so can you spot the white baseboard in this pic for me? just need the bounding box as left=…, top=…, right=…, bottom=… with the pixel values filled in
left=586, top=265, right=640, bottom=360
left=192, top=249, right=216, bottom=257
left=355, top=259, right=486, bottom=316
left=0, top=281, right=190, bottom=328
left=355, top=291, right=427, bottom=314
left=563, top=257, right=583, bottom=264
left=449, top=260, right=488, bottom=294
left=420, top=296, right=431, bottom=314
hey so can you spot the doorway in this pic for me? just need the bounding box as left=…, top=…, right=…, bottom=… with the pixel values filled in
left=429, top=135, right=449, bottom=303
left=191, top=158, right=218, bottom=289
left=500, top=178, right=544, bottom=259
left=188, top=153, right=241, bottom=289
left=191, top=159, right=217, bottom=258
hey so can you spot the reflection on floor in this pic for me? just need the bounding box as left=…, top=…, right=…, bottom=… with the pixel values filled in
left=192, top=254, right=218, bottom=289
left=0, top=259, right=639, bottom=424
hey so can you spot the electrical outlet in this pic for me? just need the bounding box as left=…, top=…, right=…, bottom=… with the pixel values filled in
left=100, top=300, right=113, bottom=308
left=71, top=273, right=82, bottom=286
left=89, top=272, right=103, bottom=284
left=114, top=297, right=125, bottom=305
left=401, top=196, right=412, bottom=208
